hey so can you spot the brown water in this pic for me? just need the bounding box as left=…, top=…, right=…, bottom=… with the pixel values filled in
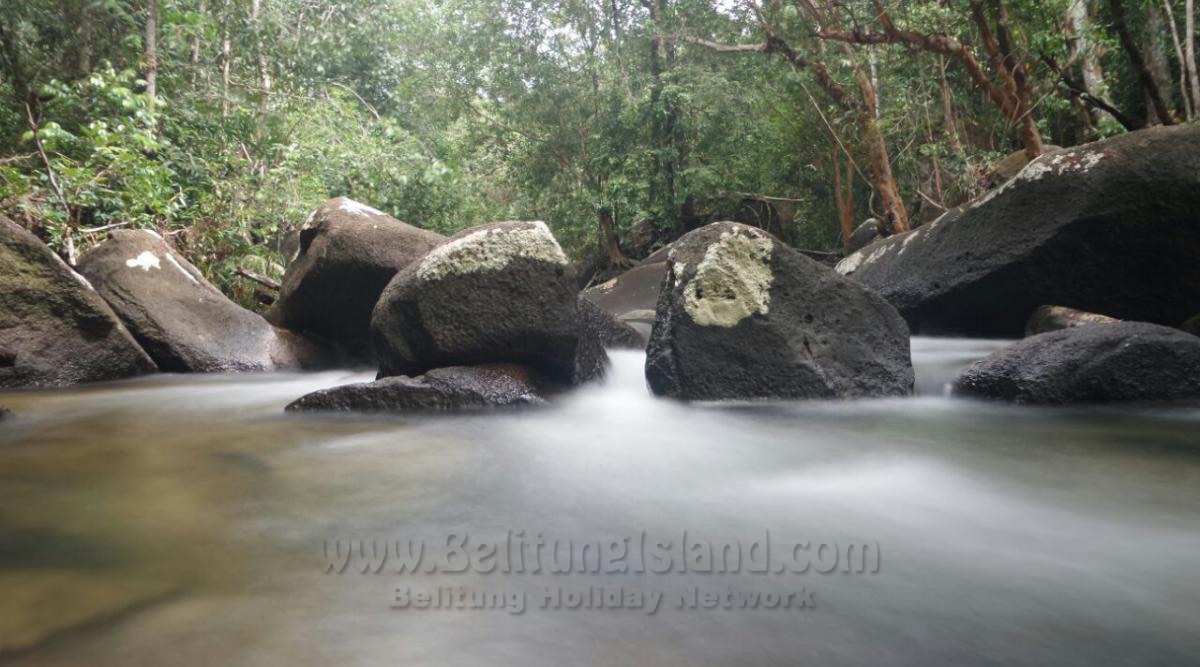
left=1, top=340, right=1199, bottom=665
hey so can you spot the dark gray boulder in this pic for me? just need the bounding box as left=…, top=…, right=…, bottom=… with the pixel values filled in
left=848, top=218, right=886, bottom=254
left=582, top=262, right=667, bottom=316
left=646, top=222, right=914, bottom=400
left=1181, top=315, right=1200, bottom=337
left=266, top=197, right=443, bottom=361
left=286, top=363, right=546, bottom=412
left=952, top=322, right=1200, bottom=404
left=78, top=230, right=330, bottom=372
left=0, top=217, right=156, bottom=388
left=371, top=221, right=594, bottom=384
left=1025, top=305, right=1120, bottom=336
left=578, top=296, right=644, bottom=349
left=837, top=126, right=1200, bottom=337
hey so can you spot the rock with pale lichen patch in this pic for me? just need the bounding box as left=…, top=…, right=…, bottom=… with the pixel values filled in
left=646, top=222, right=913, bottom=400
left=78, top=230, right=331, bottom=372
left=837, top=126, right=1200, bottom=337
left=371, top=221, right=599, bottom=384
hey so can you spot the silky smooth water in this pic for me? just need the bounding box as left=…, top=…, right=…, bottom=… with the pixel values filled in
left=1, top=339, right=1199, bottom=665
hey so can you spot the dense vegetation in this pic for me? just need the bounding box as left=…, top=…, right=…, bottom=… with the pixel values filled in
left=1, top=0, right=1197, bottom=304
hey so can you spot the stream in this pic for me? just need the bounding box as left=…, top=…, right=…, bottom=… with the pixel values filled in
left=1, top=338, right=1199, bottom=665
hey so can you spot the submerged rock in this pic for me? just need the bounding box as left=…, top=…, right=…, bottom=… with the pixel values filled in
left=371, top=221, right=596, bottom=384
left=78, top=230, right=329, bottom=372
left=953, top=322, right=1200, bottom=404
left=646, top=222, right=914, bottom=400
left=1025, top=305, right=1120, bottom=336
left=0, top=216, right=157, bottom=388
left=266, top=197, right=444, bottom=361
left=837, top=126, right=1200, bottom=337
left=0, top=405, right=9, bottom=420
left=286, top=363, right=546, bottom=412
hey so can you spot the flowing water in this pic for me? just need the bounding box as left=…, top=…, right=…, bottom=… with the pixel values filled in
left=1, top=338, right=1199, bottom=665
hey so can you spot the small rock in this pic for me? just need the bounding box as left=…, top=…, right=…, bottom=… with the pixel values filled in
left=953, top=321, right=1200, bottom=404
left=0, top=405, right=10, bottom=421
left=1025, top=305, right=1120, bottom=336
left=286, top=363, right=546, bottom=412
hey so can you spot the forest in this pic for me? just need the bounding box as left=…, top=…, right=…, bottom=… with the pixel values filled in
left=1, top=0, right=1198, bottom=304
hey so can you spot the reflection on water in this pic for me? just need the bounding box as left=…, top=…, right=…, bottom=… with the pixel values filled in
left=1, top=340, right=1199, bottom=665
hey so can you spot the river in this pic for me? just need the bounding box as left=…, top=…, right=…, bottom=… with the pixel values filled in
left=1, top=338, right=1198, bottom=665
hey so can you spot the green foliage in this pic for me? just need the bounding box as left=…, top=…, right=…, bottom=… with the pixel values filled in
left=0, top=0, right=1193, bottom=306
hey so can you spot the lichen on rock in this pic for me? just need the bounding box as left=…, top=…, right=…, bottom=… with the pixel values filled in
left=681, top=228, right=774, bottom=328
left=416, top=220, right=567, bottom=282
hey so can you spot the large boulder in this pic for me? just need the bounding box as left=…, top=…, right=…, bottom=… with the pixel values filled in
left=837, top=126, right=1200, bottom=337
left=0, top=217, right=156, bottom=388
left=582, top=262, right=667, bottom=317
left=1025, top=305, right=1120, bottom=336
left=847, top=218, right=886, bottom=254
left=1181, top=315, right=1200, bottom=337
left=78, top=230, right=328, bottom=372
left=266, top=197, right=443, bottom=360
left=645, top=222, right=914, bottom=400
left=577, top=296, right=644, bottom=350
left=371, top=221, right=596, bottom=384
left=286, top=363, right=545, bottom=412
left=952, top=322, right=1200, bottom=404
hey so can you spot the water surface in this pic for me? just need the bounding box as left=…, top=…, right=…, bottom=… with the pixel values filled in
left=1, top=339, right=1199, bottom=665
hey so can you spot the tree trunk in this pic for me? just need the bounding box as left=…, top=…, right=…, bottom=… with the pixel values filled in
left=220, top=0, right=232, bottom=116
left=190, top=0, right=206, bottom=87
left=598, top=207, right=631, bottom=268
left=938, top=56, right=964, bottom=155
left=1067, top=0, right=1107, bottom=129
left=832, top=142, right=854, bottom=251
left=1188, top=0, right=1200, bottom=114
left=250, top=0, right=272, bottom=107
left=853, top=61, right=909, bottom=234
left=144, top=0, right=158, bottom=99
left=1109, top=0, right=1174, bottom=125
left=643, top=0, right=682, bottom=237
left=1143, top=5, right=1177, bottom=125
left=76, top=0, right=93, bottom=76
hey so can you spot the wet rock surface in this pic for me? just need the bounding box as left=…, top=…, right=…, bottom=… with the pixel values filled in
left=646, top=222, right=914, bottom=400
left=286, top=363, right=546, bottom=412
left=78, top=230, right=328, bottom=372
left=266, top=197, right=443, bottom=361
left=953, top=321, right=1200, bottom=405
left=371, top=221, right=593, bottom=384
left=0, top=216, right=157, bottom=388
left=838, top=126, right=1200, bottom=337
